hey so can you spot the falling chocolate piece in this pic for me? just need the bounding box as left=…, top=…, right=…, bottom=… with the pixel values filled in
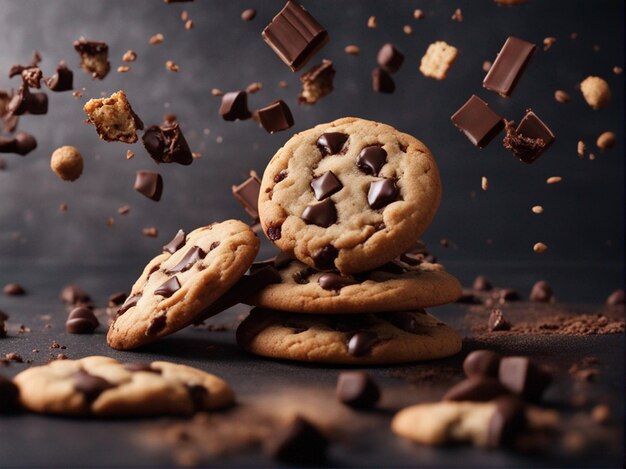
left=301, top=198, right=337, bottom=227
left=168, top=246, right=206, bottom=273
left=451, top=95, right=504, bottom=148
left=232, top=171, right=262, bottom=221
left=310, top=171, right=342, bottom=201
left=488, top=309, right=511, bottom=331
left=529, top=280, right=553, bottom=302
left=298, top=59, right=335, bottom=105
left=0, top=90, right=19, bottom=133
left=154, top=276, right=181, bottom=298
left=316, top=132, right=348, bottom=156
left=219, top=91, right=251, bottom=121
left=368, top=178, right=399, bottom=209
left=262, top=1, right=329, bottom=72
left=357, top=146, right=387, bottom=176
left=134, top=171, right=163, bottom=202
left=163, top=229, right=186, bottom=254
left=73, top=369, right=115, bottom=402
left=486, top=397, right=526, bottom=448
left=0, top=132, right=37, bottom=156
left=118, top=294, right=141, bottom=315
left=257, top=100, right=294, bottom=133
left=463, top=350, right=501, bottom=378
left=0, top=375, right=20, bottom=414
left=266, top=415, right=328, bottom=463
left=483, top=36, right=536, bottom=97
left=314, top=244, right=338, bottom=270
left=73, top=38, right=110, bottom=80
left=318, top=273, right=357, bottom=291
left=377, top=43, right=404, bottom=74
left=142, top=123, right=193, bottom=165
left=372, top=67, right=395, bottom=93
left=336, top=371, right=380, bottom=409
left=443, top=377, right=510, bottom=402
left=146, top=314, right=167, bottom=336
left=8, top=84, right=48, bottom=115
left=503, top=111, right=555, bottom=163
left=347, top=331, right=379, bottom=357
left=498, top=356, right=551, bottom=402
left=60, top=284, right=92, bottom=305
left=65, top=307, right=99, bottom=334
left=45, top=62, right=74, bottom=92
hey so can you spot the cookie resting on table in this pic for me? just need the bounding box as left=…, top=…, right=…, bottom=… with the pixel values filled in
left=258, top=117, right=442, bottom=274
left=236, top=308, right=462, bottom=365
left=13, top=356, right=234, bottom=417
left=107, top=220, right=259, bottom=350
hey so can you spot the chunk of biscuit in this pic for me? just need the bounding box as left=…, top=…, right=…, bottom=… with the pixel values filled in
left=420, top=41, right=459, bottom=80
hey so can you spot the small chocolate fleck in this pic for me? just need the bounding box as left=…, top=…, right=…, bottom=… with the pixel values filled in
left=267, top=224, right=282, bottom=241
left=163, top=229, right=186, bottom=254
left=154, top=276, right=181, bottom=298
left=118, top=294, right=141, bottom=315
left=274, top=170, right=288, bottom=183
left=310, top=171, right=343, bottom=201
left=241, top=8, right=256, bottom=21
left=302, top=198, right=337, bottom=227
left=316, top=132, right=348, bottom=156
left=367, top=178, right=399, bottom=209
left=357, top=146, right=387, bottom=176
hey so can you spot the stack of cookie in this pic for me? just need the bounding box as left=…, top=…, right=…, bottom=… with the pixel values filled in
left=236, top=117, right=463, bottom=365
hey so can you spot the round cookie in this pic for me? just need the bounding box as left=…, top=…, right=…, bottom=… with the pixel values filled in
left=236, top=308, right=462, bottom=365
left=258, top=117, right=442, bottom=274
left=246, top=249, right=462, bottom=314
left=107, top=220, right=259, bottom=350
left=14, top=356, right=234, bottom=417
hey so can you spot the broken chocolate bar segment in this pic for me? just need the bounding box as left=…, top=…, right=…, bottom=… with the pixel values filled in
left=503, top=111, right=554, bottom=163
left=372, top=67, right=395, bottom=93
left=368, top=178, right=399, bottom=209
left=336, top=372, right=380, bottom=409
left=142, top=123, right=193, bottom=165
left=451, top=95, right=504, bottom=148
left=219, top=91, right=251, bottom=121
left=163, top=229, right=186, bottom=254
left=134, top=171, right=163, bottom=201
left=302, top=198, right=337, bottom=227
left=8, top=84, right=48, bottom=115
left=232, top=170, right=262, bottom=221
left=310, top=171, right=342, bottom=201
left=73, top=38, right=110, bottom=80
left=317, top=132, right=348, bottom=156
left=298, top=59, right=335, bottom=105
left=357, top=146, right=387, bottom=176
left=154, top=276, right=181, bottom=298
left=483, top=36, right=536, bottom=97
left=0, top=132, right=37, bottom=156
left=45, top=62, right=74, bottom=92
left=377, top=43, right=404, bottom=74
left=257, top=100, right=294, bottom=133
left=262, top=1, right=328, bottom=72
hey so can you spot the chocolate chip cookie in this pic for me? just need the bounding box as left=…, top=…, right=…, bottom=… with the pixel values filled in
left=107, top=220, right=259, bottom=350
left=258, top=117, right=442, bottom=274
left=14, top=356, right=234, bottom=417
left=236, top=308, right=461, bottom=365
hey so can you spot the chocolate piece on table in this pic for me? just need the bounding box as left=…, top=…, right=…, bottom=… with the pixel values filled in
left=73, top=38, right=110, bottom=80
left=451, top=95, right=504, bottom=148
left=372, top=67, right=395, bottom=93
left=65, top=307, right=99, bottom=334
left=357, top=146, right=387, bottom=176
left=3, top=283, right=26, bottom=296
left=336, top=371, right=380, bottom=409
left=134, top=171, right=163, bottom=202
left=473, top=275, right=493, bottom=291
left=488, top=309, right=511, bottom=331
left=219, top=91, right=251, bottom=121
left=443, top=377, right=510, bottom=402
left=8, top=84, right=48, bottom=115
left=142, top=123, right=193, bottom=165
left=45, top=62, right=74, bottom=92
left=487, top=396, right=526, bottom=448
left=368, top=178, right=399, bottom=209
left=0, top=132, right=37, bottom=156
left=314, top=244, right=338, bottom=270
left=499, top=356, right=551, bottom=402
left=483, top=36, right=536, bottom=97
left=377, top=43, right=404, bottom=74
left=163, top=229, right=186, bottom=254
left=60, top=285, right=92, bottom=306
left=266, top=415, right=328, bottom=463
left=503, top=111, right=555, bottom=163
left=529, top=280, right=553, bottom=302
left=262, top=1, right=328, bottom=72
left=256, top=100, right=294, bottom=133
left=347, top=331, right=379, bottom=357
left=317, top=132, right=348, bottom=156
left=311, top=171, right=342, bottom=201
left=606, top=289, right=625, bottom=305
left=318, top=273, right=357, bottom=291
left=298, top=59, right=335, bottom=105
left=232, top=171, right=262, bottom=221
left=73, top=369, right=115, bottom=402
left=302, top=198, right=337, bottom=227
left=0, top=375, right=20, bottom=414
left=154, top=276, right=181, bottom=298
left=463, top=350, right=501, bottom=378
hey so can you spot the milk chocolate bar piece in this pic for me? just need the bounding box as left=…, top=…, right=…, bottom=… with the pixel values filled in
left=483, top=36, right=536, bottom=97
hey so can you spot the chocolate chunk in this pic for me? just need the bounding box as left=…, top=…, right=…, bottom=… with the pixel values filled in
left=487, top=396, right=526, bottom=448
left=293, top=267, right=315, bottom=284
left=21, top=67, right=42, bottom=89
left=73, top=369, right=115, bottom=402
left=377, top=43, right=404, bottom=74
left=529, top=280, right=553, bottom=302
left=368, top=178, right=399, bottom=209
left=108, top=292, right=127, bottom=307
left=451, top=95, right=504, bottom=148
left=73, top=38, right=110, bottom=80
left=274, top=170, right=288, bottom=183
left=134, top=171, right=163, bottom=201
left=317, top=132, right=348, bottom=156
left=606, top=289, right=625, bottom=305
left=500, top=288, right=520, bottom=301
left=267, top=224, right=282, bottom=241
left=123, top=362, right=160, bottom=373
left=498, top=356, right=551, bottom=402
left=257, top=100, right=294, bottom=133
left=262, top=1, right=328, bottom=72
left=45, top=62, right=74, bottom=92
left=347, top=331, right=379, bottom=357
left=142, top=123, right=193, bottom=165
left=483, top=36, right=536, bottom=97
left=60, top=284, right=92, bottom=306
left=357, top=146, right=387, bottom=176
left=0, top=90, right=19, bottom=133
left=318, top=273, right=357, bottom=291
left=168, top=246, right=206, bottom=273
left=503, top=111, right=555, bottom=163
left=372, top=67, right=395, bottom=93
left=302, top=198, right=337, bottom=227
left=266, top=415, right=328, bottom=463
left=3, top=283, right=25, bottom=296
left=146, top=314, right=167, bottom=336
left=473, top=275, right=493, bottom=291
left=0, top=132, right=37, bottom=156
left=118, top=294, right=141, bottom=315
left=443, top=377, right=510, bottom=402
left=314, top=244, right=338, bottom=270
left=241, top=8, right=257, bottom=21
left=311, top=171, right=342, bottom=201
left=232, top=171, right=261, bottom=221
left=463, top=350, right=501, bottom=378
left=383, top=311, right=429, bottom=334
left=488, top=309, right=511, bottom=331
left=219, top=91, right=251, bottom=121
left=185, top=384, right=208, bottom=411
left=65, top=307, right=99, bottom=334
left=163, top=229, right=186, bottom=254
left=0, top=375, right=20, bottom=413
left=336, top=371, right=380, bottom=409
left=8, top=84, right=48, bottom=115
left=154, top=276, right=181, bottom=298
left=298, top=59, right=335, bottom=105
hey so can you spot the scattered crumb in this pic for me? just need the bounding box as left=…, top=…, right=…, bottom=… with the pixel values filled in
left=122, top=50, right=137, bottom=62
left=165, top=60, right=179, bottom=72
left=59, top=202, right=68, bottom=212
left=211, top=88, right=223, bottom=97
left=439, top=238, right=449, bottom=248
left=451, top=8, right=463, bottom=22
left=580, top=76, right=611, bottom=109
left=482, top=61, right=492, bottom=72
left=554, top=90, right=570, bottom=103
left=570, top=32, right=578, bottom=40
left=143, top=227, right=159, bottom=238
left=367, top=16, right=377, bottom=28
left=246, top=82, right=262, bottom=94
left=185, top=19, right=194, bottom=30
left=344, top=45, right=360, bottom=55
left=588, top=153, right=596, bottom=161
left=72, top=90, right=83, bottom=98
left=420, top=41, right=459, bottom=80
left=533, top=242, right=548, bottom=254
left=278, top=80, right=288, bottom=89
left=413, top=9, right=425, bottom=19
left=181, top=10, right=188, bottom=21
left=546, top=176, right=562, bottom=184
left=107, top=217, right=115, bottom=226
left=543, top=37, right=556, bottom=51
left=577, top=140, right=586, bottom=159
left=149, top=33, right=164, bottom=45
left=591, top=405, right=610, bottom=424
left=117, top=205, right=130, bottom=215
left=612, top=66, right=623, bottom=75
left=117, top=65, right=130, bottom=73
left=403, top=25, right=413, bottom=35
left=192, top=152, right=202, bottom=159
left=481, top=176, right=488, bottom=191
left=596, top=131, right=616, bottom=150
left=531, top=205, right=544, bottom=214
left=5, top=352, right=23, bottom=363
left=126, top=150, right=135, bottom=160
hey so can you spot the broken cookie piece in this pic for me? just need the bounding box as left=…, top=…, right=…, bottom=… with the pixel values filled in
left=298, top=59, right=335, bottom=105
left=84, top=90, right=144, bottom=143
left=73, top=38, right=111, bottom=80
left=420, top=41, right=459, bottom=80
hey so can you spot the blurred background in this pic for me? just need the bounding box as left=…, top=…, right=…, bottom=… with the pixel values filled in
left=0, top=0, right=623, bottom=302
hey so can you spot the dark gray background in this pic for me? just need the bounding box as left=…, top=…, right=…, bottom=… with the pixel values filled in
left=0, top=0, right=623, bottom=301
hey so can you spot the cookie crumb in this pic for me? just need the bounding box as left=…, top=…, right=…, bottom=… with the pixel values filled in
left=403, top=25, right=413, bottom=35
left=122, top=50, right=137, bottom=62
left=367, top=16, right=377, bottom=28
left=181, top=10, right=188, bottom=21
left=451, top=8, right=463, bottom=22
left=211, top=88, right=224, bottom=97
left=246, top=82, right=263, bottom=94
left=143, top=227, right=159, bottom=238
left=531, top=205, right=544, bottom=214
left=543, top=37, right=556, bottom=51
left=117, top=205, right=130, bottom=215
left=533, top=242, right=548, bottom=254
left=612, top=66, right=623, bottom=75
left=420, top=41, right=459, bottom=80
left=591, top=405, right=610, bottom=424
left=482, top=61, right=492, bottom=72
left=126, top=150, right=135, bottom=160
left=241, top=8, right=257, bottom=22
left=580, top=76, right=611, bottom=109
left=50, top=146, right=84, bottom=182
left=344, top=45, right=360, bottom=55
left=278, top=80, right=288, bottom=88
left=59, top=202, right=68, bottom=212
left=107, top=217, right=115, bottom=226
left=185, top=19, right=194, bottom=30
left=149, top=33, right=164, bottom=45
left=577, top=140, right=586, bottom=159
left=413, top=9, right=425, bottom=19
left=596, top=131, right=616, bottom=150
left=73, top=38, right=110, bottom=80
left=481, top=176, right=488, bottom=191
left=546, top=176, right=562, bottom=184
left=117, top=65, right=130, bottom=73
left=165, top=60, right=179, bottom=72
left=554, top=90, right=570, bottom=103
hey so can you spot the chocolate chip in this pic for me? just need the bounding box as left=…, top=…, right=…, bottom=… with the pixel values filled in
left=168, top=246, right=206, bottom=273
left=134, top=171, right=163, bottom=202
left=498, top=356, right=551, bottom=402
left=488, top=309, right=511, bottom=331
left=463, top=350, right=501, bottom=378
left=347, top=331, right=378, bottom=357
left=73, top=38, right=110, bottom=79
left=274, top=170, right=288, bottom=183
left=60, top=284, right=92, bottom=306
left=146, top=314, right=167, bottom=336
left=451, top=95, right=504, bottom=148
left=314, top=244, right=338, bottom=270
left=377, top=43, right=404, bottom=74
left=606, top=289, right=625, bottom=305
left=209, top=241, right=220, bottom=251
left=443, top=377, right=510, bottom=402
left=8, top=84, right=48, bottom=115
left=499, top=288, right=520, bottom=301
left=383, top=311, right=429, bottom=334
left=219, top=91, right=251, bottom=121
left=267, top=224, right=282, bottom=241
left=118, top=294, right=141, bottom=315
left=232, top=171, right=261, bottom=221
left=0, top=375, right=20, bottom=413
left=336, top=371, right=380, bottom=409
left=529, top=280, right=553, bottom=302
left=302, top=198, right=337, bottom=227
left=486, top=396, right=526, bottom=448
left=310, top=171, right=343, bottom=201
left=65, top=307, right=99, bottom=334
left=483, top=36, right=536, bottom=97
left=368, top=178, right=399, bottom=209
left=123, top=362, right=160, bottom=373
left=142, top=123, right=193, bottom=165
left=316, top=132, right=348, bottom=156
left=298, top=59, right=335, bottom=105
left=472, top=275, right=493, bottom=291
left=163, top=229, right=186, bottom=254
left=266, top=415, right=328, bottom=463
left=3, top=283, right=25, bottom=296
left=318, top=273, right=357, bottom=291
left=108, top=292, right=127, bottom=307
left=257, top=100, right=294, bottom=133
left=0, top=132, right=37, bottom=156
left=154, top=276, right=181, bottom=298
left=45, top=62, right=73, bottom=92
left=372, top=67, right=395, bottom=93
left=73, top=369, right=115, bottom=402
left=357, top=146, right=387, bottom=176
left=185, top=384, right=208, bottom=411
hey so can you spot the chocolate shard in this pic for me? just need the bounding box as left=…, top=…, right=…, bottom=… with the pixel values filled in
left=310, top=171, right=342, bottom=201
left=451, top=95, right=504, bottom=148
left=487, top=396, right=526, bottom=448
left=443, top=377, right=510, bottom=402
left=314, top=244, right=338, bottom=270
left=134, top=171, right=163, bottom=202
left=336, top=371, right=381, bottom=409
left=317, top=132, right=348, bottom=156
left=257, top=100, right=294, bottom=133
left=347, top=331, right=379, bottom=357
left=318, top=273, right=356, bottom=291
left=266, top=415, right=328, bottom=463
left=498, top=356, right=551, bottom=402
left=503, top=111, right=555, bottom=163
left=357, top=146, right=387, bottom=176
left=163, top=229, right=186, bottom=254
left=73, top=38, right=110, bottom=80
left=73, top=369, right=115, bottom=403
left=0, top=132, right=37, bottom=156
left=154, top=276, right=181, bottom=298
left=488, top=309, right=511, bottom=331
left=368, top=178, right=399, bottom=210
left=298, top=59, right=335, bottom=105
left=377, top=43, right=404, bottom=74
left=232, top=170, right=262, bottom=221
left=301, top=198, right=337, bottom=227
left=262, top=1, right=328, bottom=72
left=142, top=123, right=193, bottom=165
left=483, top=36, right=536, bottom=97
left=372, top=67, right=395, bottom=93
left=8, top=84, right=48, bottom=116
left=463, top=350, right=501, bottom=378
left=219, top=91, right=251, bottom=121
left=529, top=280, right=553, bottom=302
left=65, top=306, right=99, bottom=334
left=45, top=62, right=74, bottom=92
left=0, top=375, right=20, bottom=414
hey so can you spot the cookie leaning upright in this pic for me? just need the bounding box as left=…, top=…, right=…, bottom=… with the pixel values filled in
left=258, top=117, right=442, bottom=274
left=107, top=220, right=259, bottom=350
